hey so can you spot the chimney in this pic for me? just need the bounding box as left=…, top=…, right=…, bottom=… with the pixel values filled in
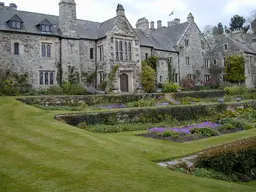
left=150, top=21, right=155, bottom=30
left=174, top=18, right=180, bottom=25
left=9, top=3, right=17, bottom=10
left=187, top=13, right=194, bottom=23
left=136, top=17, right=150, bottom=35
left=157, top=20, right=162, bottom=29
left=116, top=4, right=125, bottom=16
left=231, top=28, right=244, bottom=42
left=0, top=2, right=4, bottom=7
left=168, top=21, right=175, bottom=27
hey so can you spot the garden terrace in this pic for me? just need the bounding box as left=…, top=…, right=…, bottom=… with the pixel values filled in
left=17, top=93, right=164, bottom=106
left=55, top=100, right=256, bottom=127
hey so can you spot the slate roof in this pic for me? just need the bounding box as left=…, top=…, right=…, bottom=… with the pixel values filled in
left=136, top=22, right=190, bottom=52
left=0, top=7, right=117, bottom=39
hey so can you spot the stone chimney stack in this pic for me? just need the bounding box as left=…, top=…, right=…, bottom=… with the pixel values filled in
left=0, top=2, right=5, bottom=7
left=116, top=4, right=125, bottom=16
left=157, top=20, right=162, bottom=29
left=231, top=28, right=245, bottom=42
left=59, top=0, right=78, bottom=37
left=174, top=18, right=180, bottom=25
left=9, top=3, right=17, bottom=10
left=187, top=13, right=194, bottom=23
left=136, top=17, right=150, bottom=35
left=150, top=21, right=155, bottom=30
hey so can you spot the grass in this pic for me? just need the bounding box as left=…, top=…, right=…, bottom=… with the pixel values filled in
left=0, top=97, right=256, bottom=192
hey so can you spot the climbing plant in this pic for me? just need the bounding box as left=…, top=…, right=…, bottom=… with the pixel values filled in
left=145, top=56, right=159, bottom=71
left=105, top=64, right=119, bottom=93
left=56, top=62, right=63, bottom=86
left=224, top=55, right=246, bottom=83
left=81, top=71, right=96, bottom=86
left=167, top=58, right=176, bottom=82
left=67, top=66, right=80, bottom=84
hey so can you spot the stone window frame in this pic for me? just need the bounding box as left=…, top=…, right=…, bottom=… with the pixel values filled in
left=203, top=58, right=210, bottom=68
left=90, top=48, right=94, bottom=59
left=41, top=24, right=51, bottom=32
left=115, top=38, right=132, bottom=61
left=213, top=59, right=217, bottom=65
left=188, top=74, right=194, bottom=80
left=185, top=57, right=190, bottom=66
left=201, top=41, right=205, bottom=50
left=173, top=73, right=178, bottom=83
left=145, top=53, right=148, bottom=60
left=14, top=42, right=20, bottom=55
left=224, top=43, right=228, bottom=51
left=159, top=76, right=163, bottom=83
left=204, top=74, right=211, bottom=82
left=41, top=41, right=53, bottom=58
left=185, top=39, right=189, bottom=47
left=39, top=70, right=55, bottom=86
left=9, top=21, right=21, bottom=29
left=98, top=45, right=104, bottom=61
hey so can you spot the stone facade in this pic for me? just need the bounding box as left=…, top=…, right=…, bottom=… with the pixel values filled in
left=0, top=0, right=255, bottom=93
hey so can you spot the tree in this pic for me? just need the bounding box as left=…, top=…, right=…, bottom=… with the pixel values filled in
left=224, top=55, right=246, bottom=84
left=212, top=22, right=224, bottom=35
left=248, top=10, right=256, bottom=34
left=141, top=61, right=156, bottom=93
left=229, top=15, right=250, bottom=33
left=205, top=65, right=222, bottom=88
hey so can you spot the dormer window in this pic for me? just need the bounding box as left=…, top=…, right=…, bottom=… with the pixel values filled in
left=37, top=19, right=52, bottom=33
left=7, top=14, right=23, bottom=29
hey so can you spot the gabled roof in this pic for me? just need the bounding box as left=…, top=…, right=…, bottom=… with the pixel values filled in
left=136, top=22, right=190, bottom=52
left=38, top=19, right=52, bottom=26
left=7, top=14, right=23, bottom=23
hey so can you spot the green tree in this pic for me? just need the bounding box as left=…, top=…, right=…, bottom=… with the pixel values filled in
left=141, top=61, right=156, bottom=93
left=213, top=22, right=224, bottom=35
left=229, top=15, right=250, bottom=33
left=224, top=55, right=246, bottom=83
left=145, top=56, right=158, bottom=71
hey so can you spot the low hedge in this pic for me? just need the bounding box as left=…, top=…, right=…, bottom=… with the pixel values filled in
left=173, top=90, right=226, bottom=99
left=17, top=93, right=164, bottom=106
left=55, top=101, right=256, bottom=126
left=195, top=137, right=256, bottom=175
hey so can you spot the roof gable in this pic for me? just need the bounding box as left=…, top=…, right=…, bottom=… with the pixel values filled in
left=7, top=14, right=23, bottom=23
left=38, top=18, right=52, bottom=26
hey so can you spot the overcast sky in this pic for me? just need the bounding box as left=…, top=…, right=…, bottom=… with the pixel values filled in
left=4, top=0, right=256, bottom=30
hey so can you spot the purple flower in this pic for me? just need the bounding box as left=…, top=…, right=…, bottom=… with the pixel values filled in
left=98, top=104, right=127, bottom=109
left=149, top=122, right=221, bottom=134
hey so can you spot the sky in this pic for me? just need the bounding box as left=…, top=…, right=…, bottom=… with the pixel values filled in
left=3, top=0, right=256, bottom=31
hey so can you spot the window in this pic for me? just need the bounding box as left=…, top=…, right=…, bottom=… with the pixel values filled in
left=203, top=58, right=210, bottom=68
left=39, top=71, right=55, bottom=85
left=213, top=59, right=217, bottom=65
left=224, top=44, right=228, bottom=50
left=40, top=24, right=50, bottom=32
left=145, top=53, right=148, bottom=60
left=204, top=75, right=210, bottom=82
left=185, top=39, right=189, bottom=46
left=186, top=57, right=190, bottom=65
left=14, top=42, right=19, bottom=55
left=252, top=74, right=255, bottom=83
left=99, top=45, right=104, bottom=61
left=115, top=39, right=132, bottom=61
left=189, top=74, right=194, bottom=80
left=41, top=43, right=52, bottom=57
left=99, top=72, right=104, bottom=84
left=160, top=76, right=162, bottom=83
left=201, top=41, right=205, bottom=50
left=10, top=21, right=21, bottom=29
left=173, top=73, right=178, bottom=83
left=90, top=48, right=94, bottom=59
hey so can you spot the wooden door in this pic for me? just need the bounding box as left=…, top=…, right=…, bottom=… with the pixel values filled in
left=120, top=74, right=128, bottom=92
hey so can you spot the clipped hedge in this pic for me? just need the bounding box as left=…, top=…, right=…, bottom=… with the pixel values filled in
left=17, top=93, right=164, bottom=106
left=195, top=137, right=256, bottom=175
left=173, top=90, right=226, bottom=99
left=55, top=101, right=256, bottom=126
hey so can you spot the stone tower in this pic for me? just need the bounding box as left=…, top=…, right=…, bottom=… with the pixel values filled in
left=136, top=18, right=150, bottom=35
left=187, top=13, right=194, bottom=23
left=59, top=0, right=78, bottom=37
left=116, top=4, right=125, bottom=16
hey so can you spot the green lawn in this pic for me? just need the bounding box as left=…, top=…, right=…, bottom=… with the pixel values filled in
left=0, top=97, right=256, bottom=192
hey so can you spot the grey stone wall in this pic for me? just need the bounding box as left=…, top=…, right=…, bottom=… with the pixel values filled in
left=140, top=46, right=152, bottom=61
left=0, top=32, right=60, bottom=88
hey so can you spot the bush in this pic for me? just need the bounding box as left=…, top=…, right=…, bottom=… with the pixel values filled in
left=173, top=90, right=226, bottom=99
left=179, top=97, right=200, bottom=104
left=62, top=82, right=87, bottom=95
left=190, top=128, right=220, bottom=137
left=126, top=98, right=157, bottom=108
left=181, top=76, right=195, bottom=90
left=141, top=61, right=156, bottom=93
left=224, top=86, right=248, bottom=96
left=195, top=137, right=256, bottom=175
left=162, top=82, right=180, bottom=93
left=217, top=123, right=236, bottom=132
left=193, top=168, right=231, bottom=181
left=78, top=122, right=88, bottom=130
left=157, top=130, right=180, bottom=138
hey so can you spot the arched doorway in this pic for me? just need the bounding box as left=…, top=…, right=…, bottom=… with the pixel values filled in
left=120, top=73, right=129, bottom=92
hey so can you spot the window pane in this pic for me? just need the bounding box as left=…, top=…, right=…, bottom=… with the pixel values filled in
left=12, top=21, right=16, bottom=28
left=47, top=44, right=51, bottom=57
left=42, top=44, right=46, bottom=57
left=16, top=22, right=21, bottom=29
left=50, top=72, right=54, bottom=85
left=45, top=72, right=49, bottom=85
left=40, top=72, right=44, bottom=85
left=14, top=43, right=19, bottom=55
left=46, top=25, right=50, bottom=32
left=90, top=48, right=94, bottom=59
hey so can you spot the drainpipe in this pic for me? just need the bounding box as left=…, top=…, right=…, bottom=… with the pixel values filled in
left=178, top=52, right=181, bottom=84
left=59, top=37, right=63, bottom=86
left=95, top=40, right=98, bottom=89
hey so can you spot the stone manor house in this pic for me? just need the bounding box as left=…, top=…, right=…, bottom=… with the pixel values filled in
left=0, top=0, right=256, bottom=93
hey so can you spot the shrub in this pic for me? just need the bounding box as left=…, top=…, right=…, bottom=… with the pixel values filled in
left=195, top=137, right=256, bottom=175
left=157, top=130, right=180, bottom=138
left=224, top=86, right=248, bottom=96
left=217, top=123, right=236, bottom=132
left=190, top=128, right=220, bottom=137
left=181, top=76, right=195, bottom=90
left=78, top=122, right=88, bottom=130
left=218, top=118, right=252, bottom=130
left=62, top=82, right=87, bottom=95
left=141, top=61, right=156, bottom=93
left=173, top=90, right=226, bottom=99
left=126, top=98, right=157, bottom=108
left=193, top=168, right=231, bottom=181
left=162, top=82, right=180, bottom=93
left=179, top=97, right=200, bottom=104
